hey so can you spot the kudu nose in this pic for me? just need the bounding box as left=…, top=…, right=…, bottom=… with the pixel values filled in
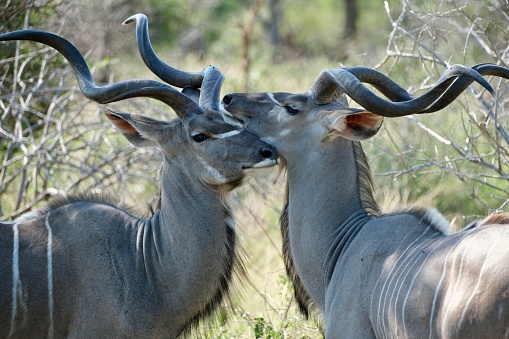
left=260, top=146, right=277, bottom=160
left=222, top=94, right=232, bottom=106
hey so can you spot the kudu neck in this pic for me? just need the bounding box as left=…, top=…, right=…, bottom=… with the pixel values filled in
left=144, top=158, right=234, bottom=301
left=284, top=137, right=375, bottom=312
left=285, top=138, right=374, bottom=225
left=157, top=159, right=226, bottom=225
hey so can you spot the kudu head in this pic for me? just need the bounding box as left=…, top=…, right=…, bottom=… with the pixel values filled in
left=0, top=14, right=278, bottom=188
left=221, top=65, right=508, bottom=156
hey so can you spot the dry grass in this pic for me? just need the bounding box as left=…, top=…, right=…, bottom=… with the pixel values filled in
left=201, top=175, right=324, bottom=338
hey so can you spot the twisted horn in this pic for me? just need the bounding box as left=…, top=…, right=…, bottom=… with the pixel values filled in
left=310, top=64, right=497, bottom=117
left=199, top=66, right=224, bottom=111
left=123, top=13, right=204, bottom=89
left=420, top=63, right=509, bottom=113
left=0, top=30, right=201, bottom=118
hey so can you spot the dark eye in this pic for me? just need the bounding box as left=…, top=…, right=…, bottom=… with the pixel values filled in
left=285, top=105, right=298, bottom=115
left=192, top=133, right=208, bottom=143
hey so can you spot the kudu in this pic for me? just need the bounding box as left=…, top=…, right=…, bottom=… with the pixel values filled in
left=0, top=14, right=278, bottom=338
left=221, top=65, right=509, bottom=338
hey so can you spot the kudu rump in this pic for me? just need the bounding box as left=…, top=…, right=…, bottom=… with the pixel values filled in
left=0, top=14, right=277, bottom=338
left=221, top=65, right=509, bottom=337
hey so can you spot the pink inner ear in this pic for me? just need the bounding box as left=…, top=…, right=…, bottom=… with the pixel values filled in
left=339, top=112, right=383, bottom=141
left=107, top=114, right=139, bottom=136
left=346, top=112, right=382, bottom=130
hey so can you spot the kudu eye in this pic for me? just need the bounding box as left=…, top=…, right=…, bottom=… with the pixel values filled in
left=284, top=105, right=298, bottom=115
left=192, top=133, right=208, bottom=143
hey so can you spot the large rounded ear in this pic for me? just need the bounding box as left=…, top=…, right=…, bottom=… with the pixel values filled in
left=105, top=111, right=169, bottom=148
left=326, top=109, right=383, bottom=141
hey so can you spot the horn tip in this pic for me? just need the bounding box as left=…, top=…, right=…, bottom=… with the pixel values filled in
left=122, top=13, right=146, bottom=25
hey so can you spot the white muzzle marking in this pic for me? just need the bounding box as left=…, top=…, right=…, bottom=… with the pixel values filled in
left=251, top=158, right=278, bottom=168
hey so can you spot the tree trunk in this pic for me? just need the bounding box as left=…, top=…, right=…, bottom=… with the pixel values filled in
left=344, top=0, right=358, bottom=39
left=268, top=0, right=282, bottom=63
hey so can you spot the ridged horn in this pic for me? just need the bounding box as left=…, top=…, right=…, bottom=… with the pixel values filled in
left=309, top=64, right=498, bottom=117
left=421, top=63, right=509, bottom=113
left=199, top=66, right=224, bottom=111
left=0, top=29, right=202, bottom=118
left=123, top=13, right=204, bottom=89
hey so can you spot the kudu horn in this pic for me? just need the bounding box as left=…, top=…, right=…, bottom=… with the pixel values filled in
left=311, top=64, right=509, bottom=117
left=0, top=29, right=204, bottom=118
left=123, top=13, right=204, bottom=89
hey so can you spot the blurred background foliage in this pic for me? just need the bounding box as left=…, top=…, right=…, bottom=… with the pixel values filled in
left=1, top=0, right=509, bottom=337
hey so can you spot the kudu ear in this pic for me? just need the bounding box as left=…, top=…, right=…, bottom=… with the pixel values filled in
left=105, top=111, right=168, bottom=148
left=326, top=109, right=383, bottom=141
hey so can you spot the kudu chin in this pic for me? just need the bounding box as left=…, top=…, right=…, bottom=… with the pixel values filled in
left=222, top=64, right=509, bottom=338
left=0, top=14, right=277, bottom=338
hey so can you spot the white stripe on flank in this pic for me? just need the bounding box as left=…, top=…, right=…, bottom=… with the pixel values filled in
left=457, top=227, right=508, bottom=330
left=441, top=229, right=483, bottom=325
left=45, top=213, right=54, bottom=339
left=385, top=233, right=439, bottom=338
left=401, top=235, right=446, bottom=338
left=9, top=223, right=20, bottom=337
left=428, top=229, right=473, bottom=339
left=389, top=231, right=439, bottom=336
left=370, top=228, right=415, bottom=335
left=210, top=130, right=241, bottom=139
left=376, top=226, right=432, bottom=336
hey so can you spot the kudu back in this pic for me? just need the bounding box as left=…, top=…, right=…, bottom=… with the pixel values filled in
left=0, top=14, right=277, bottom=338
left=221, top=65, right=509, bottom=337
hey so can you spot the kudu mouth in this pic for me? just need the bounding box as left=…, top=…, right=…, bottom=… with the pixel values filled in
left=241, top=145, right=279, bottom=170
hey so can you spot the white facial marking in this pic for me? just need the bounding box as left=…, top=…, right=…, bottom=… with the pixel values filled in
left=267, top=92, right=282, bottom=105
left=10, top=223, right=20, bottom=337
left=197, top=155, right=227, bottom=183
left=210, top=130, right=241, bottom=139
left=219, top=106, right=244, bottom=129
left=222, top=114, right=243, bottom=128
left=45, top=213, right=54, bottom=339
